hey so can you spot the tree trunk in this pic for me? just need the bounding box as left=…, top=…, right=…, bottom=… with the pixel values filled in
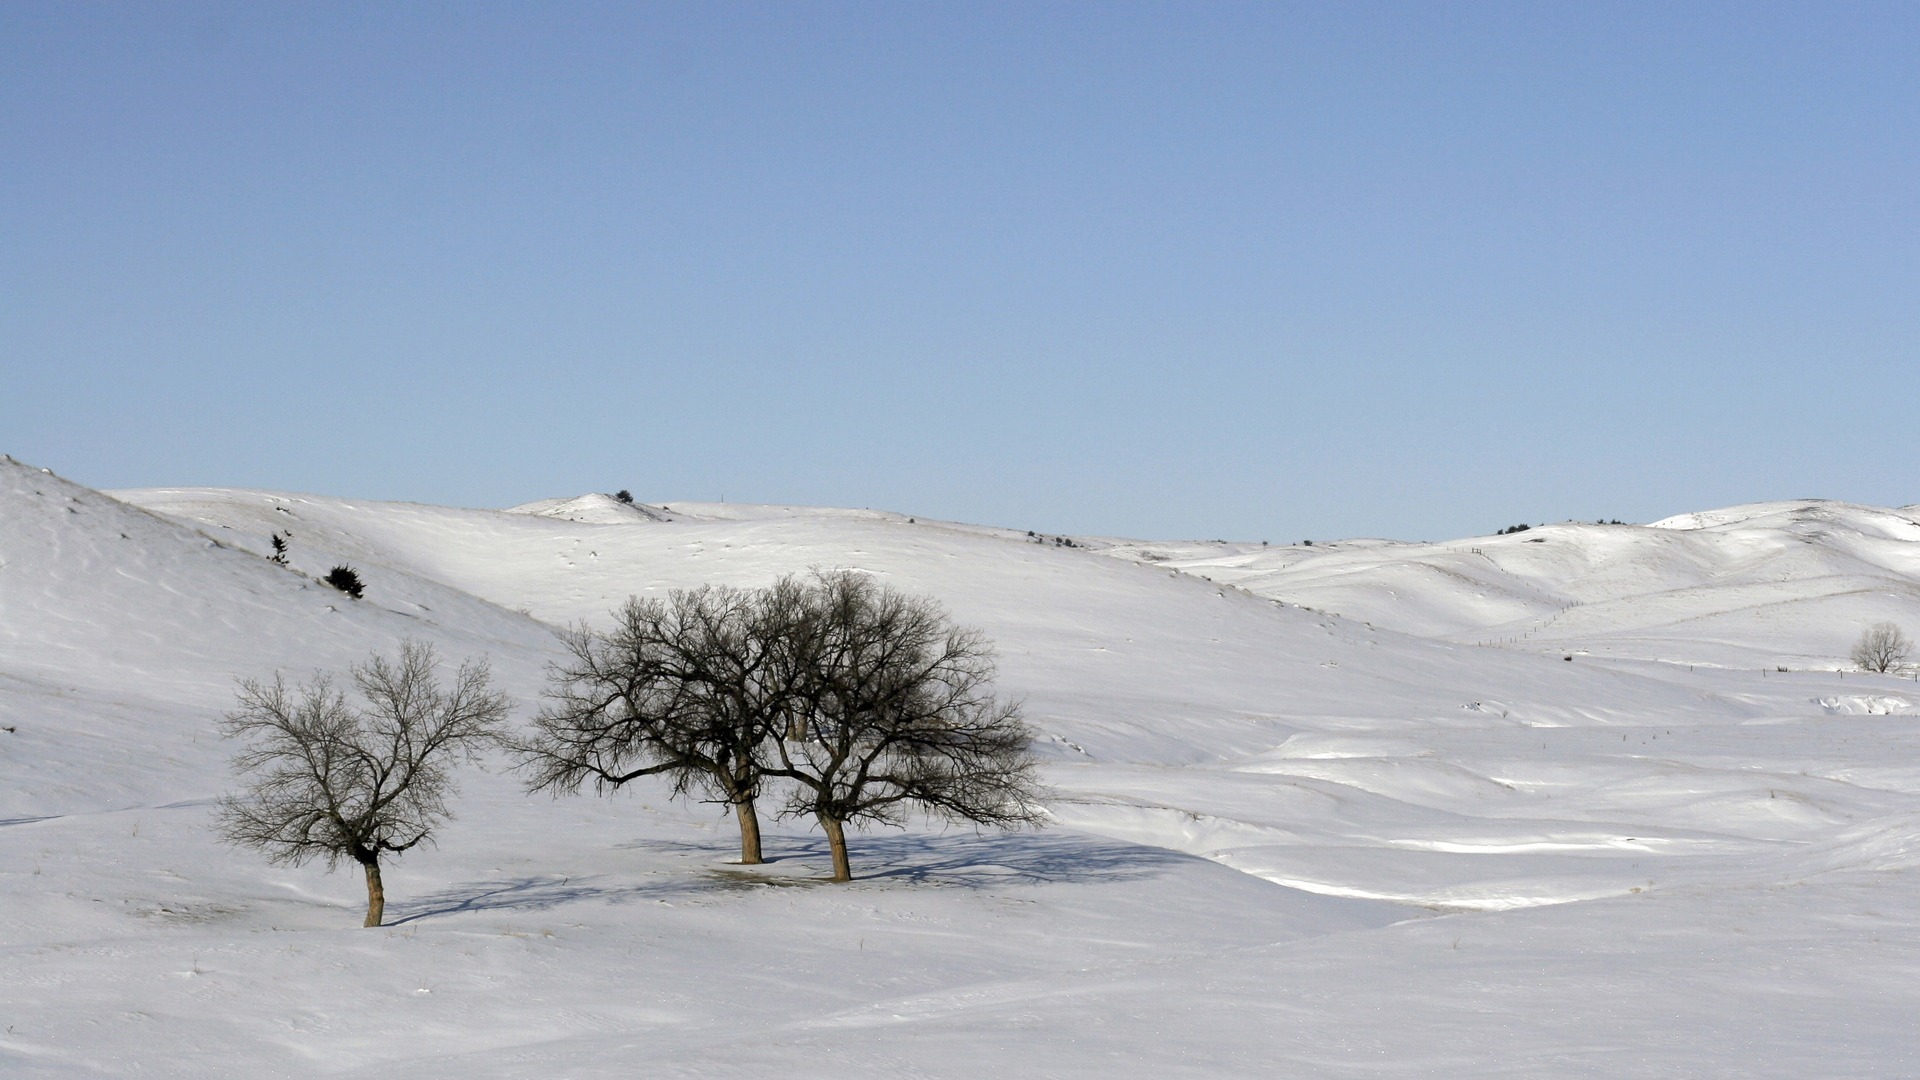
left=821, top=814, right=852, bottom=882
left=734, top=792, right=764, bottom=864
left=362, top=858, right=386, bottom=927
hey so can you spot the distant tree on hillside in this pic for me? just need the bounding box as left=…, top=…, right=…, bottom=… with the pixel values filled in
left=216, top=642, right=510, bottom=927
left=1852, top=622, right=1913, bottom=674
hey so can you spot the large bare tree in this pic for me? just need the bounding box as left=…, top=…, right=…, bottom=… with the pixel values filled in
left=1853, top=622, right=1914, bottom=674
left=517, top=583, right=803, bottom=864
left=769, top=571, right=1046, bottom=881
left=216, top=641, right=510, bottom=927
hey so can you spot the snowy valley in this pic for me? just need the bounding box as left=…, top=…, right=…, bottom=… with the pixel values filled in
left=4, top=456, right=1920, bottom=1077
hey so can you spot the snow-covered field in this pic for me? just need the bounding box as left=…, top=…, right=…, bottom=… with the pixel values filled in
left=5, top=455, right=1919, bottom=1077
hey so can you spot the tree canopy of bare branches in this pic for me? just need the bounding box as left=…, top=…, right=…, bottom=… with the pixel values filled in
left=517, top=573, right=1045, bottom=881
left=216, top=641, right=510, bottom=927
left=1853, top=622, right=1913, bottom=674
left=516, top=583, right=804, bottom=863
left=770, top=571, right=1045, bottom=881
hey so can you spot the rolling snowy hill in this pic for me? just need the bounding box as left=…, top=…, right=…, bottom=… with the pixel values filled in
left=1098, top=500, right=1920, bottom=669
left=5, top=456, right=1920, bottom=1078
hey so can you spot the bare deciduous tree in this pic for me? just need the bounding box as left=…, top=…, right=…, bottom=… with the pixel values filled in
left=770, top=571, right=1046, bottom=881
left=216, top=641, right=510, bottom=927
left=1852, top=622, right=1913, bottom=674
left=516, top=574, right=1046, bottom=881
left=517, top=583, right=803, bottom=864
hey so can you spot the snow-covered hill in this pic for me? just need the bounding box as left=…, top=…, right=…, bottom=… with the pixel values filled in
left=1099, top=500, right=1920, bottom=669
left=5, top=457, right=1920, bottom=1077
left=504, top=492, right=675, bottom=524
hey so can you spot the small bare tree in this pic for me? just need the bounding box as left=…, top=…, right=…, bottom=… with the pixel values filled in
left=769, top=571, right=1046, bottom=881
left=516, top=583, right=803, bottom=864
left=216, top=641, right=510, bottom=927
left=1852, top=622, right=1913, bottom=674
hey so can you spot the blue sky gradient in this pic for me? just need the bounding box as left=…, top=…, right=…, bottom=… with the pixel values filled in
left=5, top=2, right=1915, bottom=540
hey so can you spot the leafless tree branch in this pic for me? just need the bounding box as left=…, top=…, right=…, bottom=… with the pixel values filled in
left=216, top=641, right=510, bottom=926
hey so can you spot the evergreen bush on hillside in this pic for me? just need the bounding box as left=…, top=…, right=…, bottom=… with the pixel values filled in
left=325, top=566, right=364, bottom=600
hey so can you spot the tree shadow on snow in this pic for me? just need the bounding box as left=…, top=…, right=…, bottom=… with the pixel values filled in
left=757, top=830, right=1194, bottom=889
left=387, top=831, right=1191, bottom=924
left=385, top=871, right=729, bottom=924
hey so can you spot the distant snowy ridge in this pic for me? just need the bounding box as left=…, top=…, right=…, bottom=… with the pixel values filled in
left=1100, top=497, right=1920, bottom=668
left=505, top=493, right=673, bottom=524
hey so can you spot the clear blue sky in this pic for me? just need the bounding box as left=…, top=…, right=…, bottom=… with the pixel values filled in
left=5, top=2, right=1915, bottom=541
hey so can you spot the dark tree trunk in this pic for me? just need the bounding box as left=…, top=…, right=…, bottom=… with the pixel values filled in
left=362, top=858, right=386, bottom=927
left=733, top=792, right=764, bottom=864
left=821, top=814, right=852, bottom=881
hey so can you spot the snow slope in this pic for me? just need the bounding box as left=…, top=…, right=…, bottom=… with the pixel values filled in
left=5, top=458, right=1920, bottom=1077
left=0, top=462, right=560, bottom=818
left=1099, top=500, right=1920, bottom=669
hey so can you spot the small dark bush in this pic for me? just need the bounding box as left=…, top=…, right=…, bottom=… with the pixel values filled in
left=325, top=565, right=365, bottom=599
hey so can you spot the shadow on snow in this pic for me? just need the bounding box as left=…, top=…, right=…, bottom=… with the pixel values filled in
left=387, top=830, right=1191, bottom=925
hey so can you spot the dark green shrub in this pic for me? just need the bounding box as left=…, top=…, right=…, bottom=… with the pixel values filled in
left=325, top=566, right=365, bottom=600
